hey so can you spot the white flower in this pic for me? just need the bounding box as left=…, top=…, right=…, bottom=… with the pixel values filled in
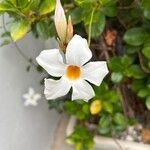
left=36, top=35, right=109, bottom=102
left=23, top=88, right=41, bottom=106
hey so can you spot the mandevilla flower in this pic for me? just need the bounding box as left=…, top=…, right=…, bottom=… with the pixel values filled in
left=36, top=35, right=109, bottom=102
left=23, top=87, right=41, bottom=106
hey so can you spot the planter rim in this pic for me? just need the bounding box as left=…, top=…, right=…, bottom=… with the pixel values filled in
left=66, top=116, right=150, bottom=150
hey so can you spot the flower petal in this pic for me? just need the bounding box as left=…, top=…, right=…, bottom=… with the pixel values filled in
left=29, top=87, right=34, bottom=96
left=66, top=35, right=92, bottom=66
left=36, top=49, right=66, bottom=77
left=82, top=61, right=109, bottom=86
left=23, top=94, right=30, bottom=100
left=24, top=100, right=37, bottom=106
left=72, top=79, right=95, bottom=102
left=44, top=77, right=71, bottom=100
left=33, top=94, right=41, bottom=101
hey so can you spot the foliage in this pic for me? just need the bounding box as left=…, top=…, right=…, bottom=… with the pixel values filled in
left=66, top=125, right=94, bottom=150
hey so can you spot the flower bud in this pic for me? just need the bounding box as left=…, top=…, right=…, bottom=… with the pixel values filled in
left=66, top=15, right=73, bottom=43
left=90, top=100, right=102, bottom=115
left=54, top=0, right=67, bottom=44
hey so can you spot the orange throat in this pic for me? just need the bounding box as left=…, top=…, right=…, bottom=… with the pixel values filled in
left=66, top=65, right=81, bottom=80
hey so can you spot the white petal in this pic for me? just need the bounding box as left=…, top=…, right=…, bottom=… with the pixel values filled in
left=66, top=35, right=92, bottom=66
left=36, top=49, right=66, bottom=77
left=33, top=94, right=41, bottom=101
left=72, top=79, right=95, bottom=102
left=22, top=94, right=30, bottom=100
left=24, top=100, right=37, bottom=107
left=82, top=61, right=109, bottom=86
left=44, top=77, right=71, bottom=100
left=29, top=87, right=34, bottom=96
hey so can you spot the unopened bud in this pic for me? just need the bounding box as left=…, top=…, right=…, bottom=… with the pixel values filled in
left=54, top=0, right=67, bottom=44
left=66, top=15, right=73, bottom=43
left=90, top=100, right=102, bottom=115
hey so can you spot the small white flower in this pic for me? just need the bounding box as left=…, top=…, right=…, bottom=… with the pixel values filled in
left=36, top=35, right=109, bottom=102
left=23, top=88, right=41, bottom=106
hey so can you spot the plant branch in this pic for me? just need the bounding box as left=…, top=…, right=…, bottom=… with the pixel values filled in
left=64, top=3, right=74, bottom=9
left=88, top=8, right=95, bottom=46
left=2, top=14, right=36, bottom=67
left=138, top=51, right=150, bottom=73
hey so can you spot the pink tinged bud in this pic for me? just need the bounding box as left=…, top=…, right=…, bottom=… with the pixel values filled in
left=54, top=0, right=67, bottom=44
left=66, top=15, right=73, bottom=43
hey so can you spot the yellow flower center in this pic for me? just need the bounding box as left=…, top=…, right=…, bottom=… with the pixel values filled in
left=66, top=65, right=81, bottom=80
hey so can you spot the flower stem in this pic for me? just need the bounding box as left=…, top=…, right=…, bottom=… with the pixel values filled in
left=2, top=14, right=36, bottom=67
left=88, top=8, right=95, bottom=46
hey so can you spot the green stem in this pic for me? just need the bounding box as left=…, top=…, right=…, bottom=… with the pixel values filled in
left=88, top=8, right=95, bottom=46
left=2, top=14, right=36, bottom=67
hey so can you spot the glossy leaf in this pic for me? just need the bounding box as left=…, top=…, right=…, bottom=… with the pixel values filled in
left=10, top=19, right=30, bottom=41
left=111, top=72, right=123, bottom=83
left=39, top=0, right=55, bottom=15
left=124, top=27, right=148, bottom=46
left=146, top=96, right=150, bottom=110
left=113, top=113, right=127, bottom=128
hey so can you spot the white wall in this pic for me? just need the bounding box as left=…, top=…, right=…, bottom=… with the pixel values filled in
left=0, top=29, right=60, bottom=149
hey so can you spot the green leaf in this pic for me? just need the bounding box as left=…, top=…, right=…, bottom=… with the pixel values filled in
left=82, top=104, right=89, bottom=114
left=138, top=88, right=149, bottom=98
left=103, top=101, right=113, bottom=113
left=1, top=31, right=10, bottom=37
left=125, top=65, right=145, bottom=79
left=131, top=79, right=145, bottom=92
left=141, top=0, right=150, bottom=9
left=48, top=99, right=64, bottom=113
left=39, top=0, right=55, bottom=15
left=66, top=125, right=94, bottom=149
left=10, top=19, right=30, bottom=41
left=126, top=45, right=139, bottom=54
left=9, top=0, right=16, bottom=5
left=0, top=1, right=16, bottom=12
left=107, top=91, right=119, bottom=103
left=20, top=0, right=40, bottom=13
left=121, top=55, right=133, bottom=66
left=108, top=57, right=123, bottom=72
left=111, top=72, right=123, bottom=83
left=124, top=27, right=148, bottom=46
left=146, top=96, right=150, bottom=110
left=142, top=46, right=150, bottom=59
left=16, top=0, right=29, bottom=7
left=84, top=10, right=105, bottom=38
left=94, top=82, right=108, bottom=97
left=99, top=0, right=116, bottom=6
left=99, top=115, right=111, bottom=134
left=36, top=20, right=51, bottom=39
left=75, top=0, right=95, bottom=7
left=0, top=39, right=10, bottom=47
left=144, top=8, right=150, bottom=20
left=142, top=39, right=150, bottom=59
left=101, top=5, right=117, bottom=17
left=69, top=7, right=83, bottom=24
left=113, top=113, right=127, bottom=127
